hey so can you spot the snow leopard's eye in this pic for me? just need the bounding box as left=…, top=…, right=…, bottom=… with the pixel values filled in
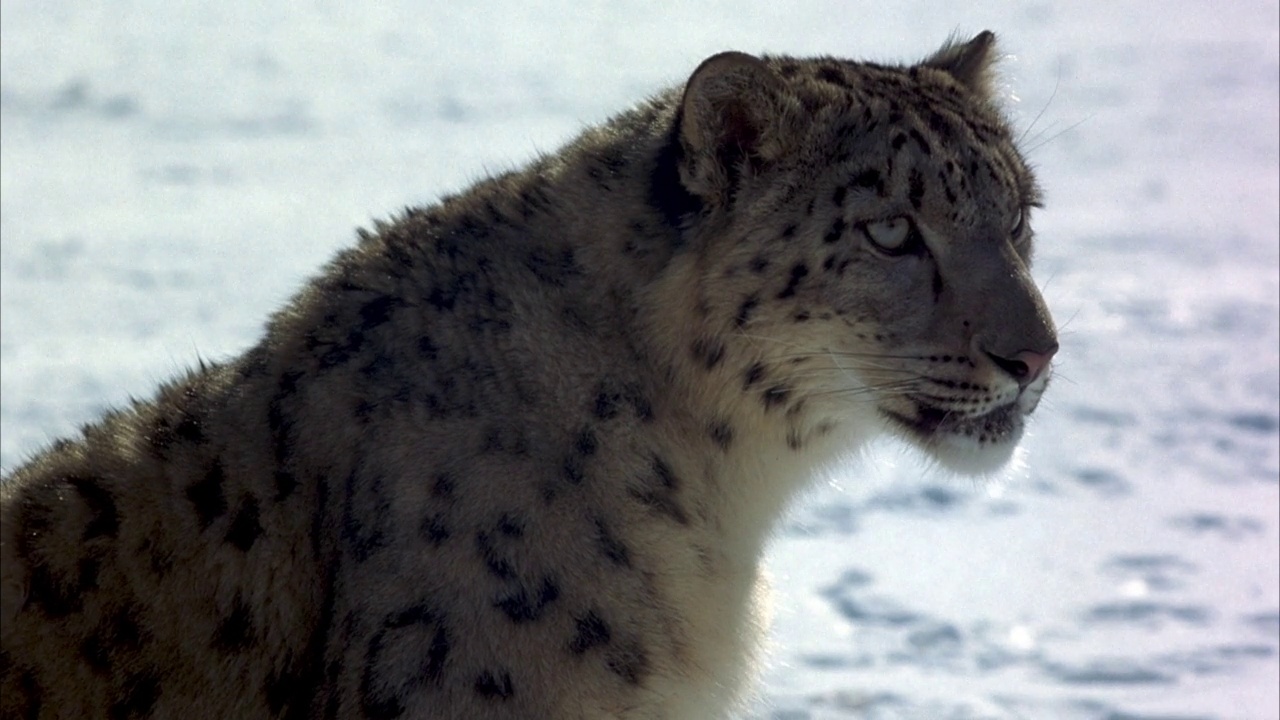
left=862, top=217, right=920, bottom=256
left=1011, top=206, right=1028, bottom=238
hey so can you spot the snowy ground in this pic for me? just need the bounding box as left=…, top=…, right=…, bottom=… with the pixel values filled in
left=2, top=2, right=1277, bottom=718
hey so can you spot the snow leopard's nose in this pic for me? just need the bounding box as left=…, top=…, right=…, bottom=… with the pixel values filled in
left=985, top=343, right=1058, bottom=386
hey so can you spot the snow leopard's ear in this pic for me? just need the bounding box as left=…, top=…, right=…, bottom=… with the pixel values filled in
left=925, top=30, right=998, bottom=97
left=678, top=51, right=789, bottom=204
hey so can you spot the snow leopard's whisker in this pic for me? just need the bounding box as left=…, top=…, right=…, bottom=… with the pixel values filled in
left=775, top=363, right=911, bottom=376
left=766, top=356, right=919, bottom=375
left=804, top=380, right=921, bottom=400
left=1017, top=67, right=1060, bottom=146
left=1024, top=113, right=1093, bottom=155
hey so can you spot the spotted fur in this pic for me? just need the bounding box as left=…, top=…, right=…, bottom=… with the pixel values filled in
left=1, top=32, right=1055, bottom=719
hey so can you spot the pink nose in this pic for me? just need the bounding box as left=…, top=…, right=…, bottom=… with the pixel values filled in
left=986, top=343, right=1058, bottom=385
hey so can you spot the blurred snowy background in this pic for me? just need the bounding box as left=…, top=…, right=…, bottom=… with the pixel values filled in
left=2, top=2, right=1277, bottom=718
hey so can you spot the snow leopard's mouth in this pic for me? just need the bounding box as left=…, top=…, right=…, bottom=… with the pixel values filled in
left=882, top=396, right=1026, bottom=446
left=878, top=381, right=1051, bottom=474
